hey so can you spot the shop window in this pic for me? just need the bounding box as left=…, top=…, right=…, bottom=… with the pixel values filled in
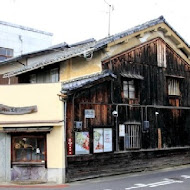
left=12, top=135, right=46, bottom=163
left=168, top=78, right=180, bottom=96
left=123, top=80, right=136, bottom=99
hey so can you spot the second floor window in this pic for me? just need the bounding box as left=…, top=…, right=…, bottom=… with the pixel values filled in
left=29, top=68, right=59, bottom=83
left=123, top=80, right=136, bottom=99
left=168, top=78, right=180, bottom=96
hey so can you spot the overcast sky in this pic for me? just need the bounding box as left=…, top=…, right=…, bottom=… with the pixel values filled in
left=0, top=0, right=189, bottom=45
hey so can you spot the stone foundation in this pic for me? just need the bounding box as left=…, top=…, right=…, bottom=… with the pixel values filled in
left=67, top=147, right=190, bottom=182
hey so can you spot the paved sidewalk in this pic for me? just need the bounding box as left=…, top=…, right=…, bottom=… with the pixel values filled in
left=0, top=182, right=69, bottom=189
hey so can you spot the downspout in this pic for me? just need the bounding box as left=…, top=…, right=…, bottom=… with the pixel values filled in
left=63, top=99, right=67, bottom=183
left=58, top=94, right=68, bottom=183
left=115, top=104, right=119, bottom=152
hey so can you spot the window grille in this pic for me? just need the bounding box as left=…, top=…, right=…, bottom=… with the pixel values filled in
left=125, top=124, right=141, bottom=149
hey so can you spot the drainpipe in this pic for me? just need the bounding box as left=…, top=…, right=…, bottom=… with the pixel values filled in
left=115, top=104, right=119, bottom=152
left=63, top=99, right=67, bottom=183
left=58, top=94, right=68, bottom=183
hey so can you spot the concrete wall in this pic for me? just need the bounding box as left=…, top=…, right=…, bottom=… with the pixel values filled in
left=0, top=133, right=11, bottom=182
left=0, top=21, right=52, bottom=56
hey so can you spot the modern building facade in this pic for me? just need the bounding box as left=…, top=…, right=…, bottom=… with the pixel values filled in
left=0, top=20, right=53, bottom=59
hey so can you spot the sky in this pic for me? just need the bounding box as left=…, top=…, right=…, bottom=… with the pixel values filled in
left=0, top=0, right=189, bottom=46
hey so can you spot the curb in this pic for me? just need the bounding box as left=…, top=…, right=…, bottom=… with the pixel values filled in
left=0, top=184, right=69, bottom=188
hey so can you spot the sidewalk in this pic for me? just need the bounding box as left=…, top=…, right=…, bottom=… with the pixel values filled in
left=0, top=182, right=69, bottom=189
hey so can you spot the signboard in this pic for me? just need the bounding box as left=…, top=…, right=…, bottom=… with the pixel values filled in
left=67, top=138, right=73, bottom=155
left=85, top=109, right=95, bottom=118
left=104, top=128, right=112, bottom=152
left=119, top=124, right=125, bottom=137
left=93, top=128, right=104, bottom=153
left=0, top=104, right=37, bottom=115
left=75, top=132, right=89, bottom=155
left=93, top=128, right=113, bottom=153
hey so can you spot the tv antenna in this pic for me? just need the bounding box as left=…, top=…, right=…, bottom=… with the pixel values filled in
left=104, top=0, right=114, bottom=37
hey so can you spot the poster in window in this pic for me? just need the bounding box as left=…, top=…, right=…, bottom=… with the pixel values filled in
left=75, top=132, right=89, bottom=155
left=104, top=128, right=112, bottom=152
left=93, top=128, right=104, bottom=153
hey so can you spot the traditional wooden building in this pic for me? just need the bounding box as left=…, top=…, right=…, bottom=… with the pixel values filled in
left=2, top=16, right=190, bottom=182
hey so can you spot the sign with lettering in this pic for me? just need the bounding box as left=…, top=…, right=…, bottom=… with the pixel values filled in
left=67, top=138, right=73, bottom=155
left=85, top=109, right=95, bottom=118
left=0, top=104, right=37, bottom=115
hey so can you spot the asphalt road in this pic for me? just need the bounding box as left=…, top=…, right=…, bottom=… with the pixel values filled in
left=2, top=165, right=190, bottom=190
left=65, top=165, right=190, bottom=190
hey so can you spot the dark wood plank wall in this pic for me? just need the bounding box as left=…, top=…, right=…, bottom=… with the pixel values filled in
left=67, top=37, right=190, bottom=152
left=66, top=81, right=114, bottom=153
left=102, top=37, right=190, bottom=148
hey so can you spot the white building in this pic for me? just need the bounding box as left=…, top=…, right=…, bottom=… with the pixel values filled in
left=0, top=20, right=53, bottom=60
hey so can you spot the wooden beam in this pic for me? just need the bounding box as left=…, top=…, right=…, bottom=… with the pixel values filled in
left=164, top=31, right=172, bottom=37
left=177, top=44, right=184, bottom=49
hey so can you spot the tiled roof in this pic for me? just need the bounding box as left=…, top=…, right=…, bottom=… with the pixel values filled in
left=3, top=16, right=189, bottom=78
left=94, top=16, right=189, bottom=50
left=62, top=70, right=116, bottom=93
left=3, top=40, right=96, bottom=78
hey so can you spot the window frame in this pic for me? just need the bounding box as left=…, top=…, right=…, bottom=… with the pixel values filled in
left=11, top=134, right=47, bottom=165
left=167, top=77, right=181, bottom=96
left=122, top=79, right=138, bottom=99
left=0, top=47, right=13, bottom=60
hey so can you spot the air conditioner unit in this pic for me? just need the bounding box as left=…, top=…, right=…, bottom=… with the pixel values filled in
left=74, top=121, right=82, bottom=130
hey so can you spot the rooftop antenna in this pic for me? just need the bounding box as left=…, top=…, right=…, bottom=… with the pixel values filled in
left=104, top=0, right=114, bottom=37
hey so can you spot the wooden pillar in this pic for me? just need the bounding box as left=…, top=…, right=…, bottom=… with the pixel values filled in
left=158, top=128, right=162, bottom=149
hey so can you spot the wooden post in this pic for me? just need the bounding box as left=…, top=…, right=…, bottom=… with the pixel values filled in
left=158, top=128, right=162, bottom=149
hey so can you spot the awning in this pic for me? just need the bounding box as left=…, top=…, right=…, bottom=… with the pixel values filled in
left=165, top=74, right=185, bottom=79
left=3, top=126, right=53, bottom=133
left=120, top=73, right=144, bottom=80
